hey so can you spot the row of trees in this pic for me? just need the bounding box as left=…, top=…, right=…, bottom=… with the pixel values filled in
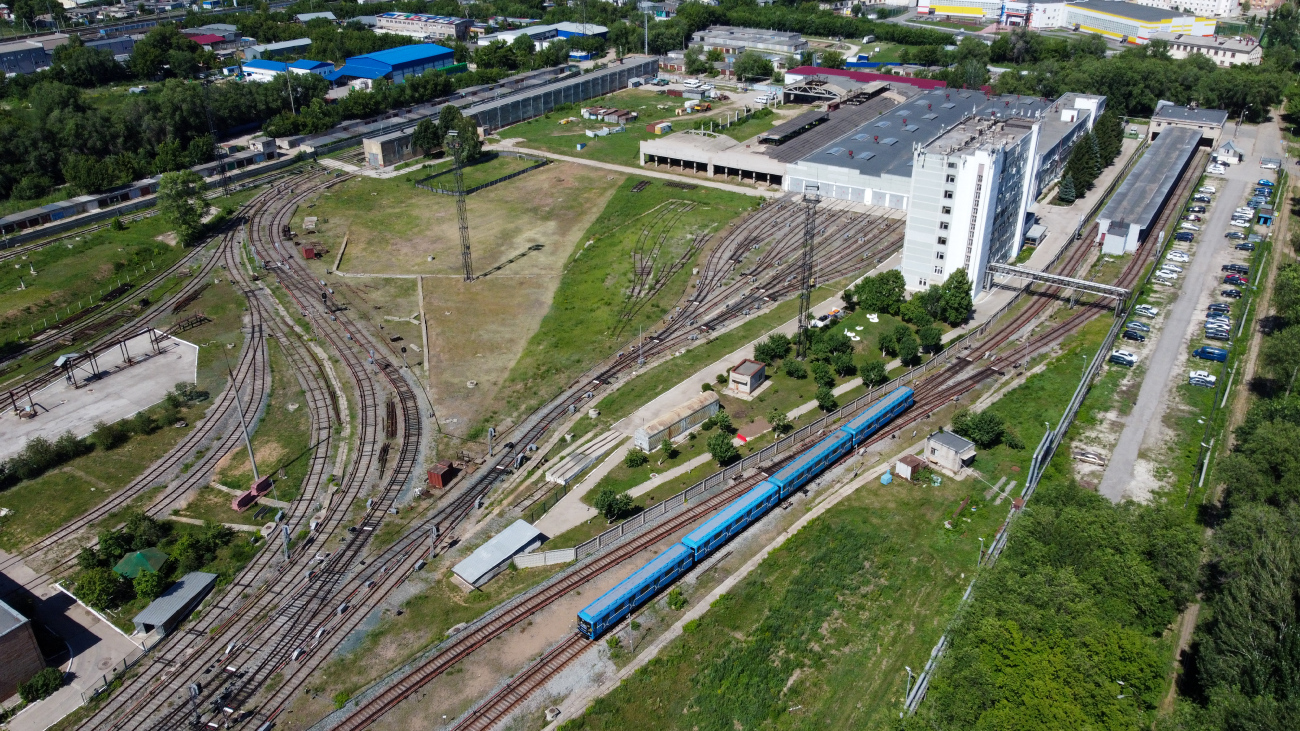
left=1056, top=110, right=1124, bottom=204
left=1168, top=258, right=1300, bottom=730
left=847, top=268, right=973, bottom=327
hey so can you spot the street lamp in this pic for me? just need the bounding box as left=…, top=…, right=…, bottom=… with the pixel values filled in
left=978, top=537, right=985, bottom=566
left=901, top=666, right=916, bottom=716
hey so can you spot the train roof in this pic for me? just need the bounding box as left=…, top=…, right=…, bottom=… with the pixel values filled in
left=769, top=430, right=850, bottom=486
left=682, top=481, right=778, bottom=549
left=842, top=386, right=912, bottom=433
left=578, top=543, right=692, bottom=621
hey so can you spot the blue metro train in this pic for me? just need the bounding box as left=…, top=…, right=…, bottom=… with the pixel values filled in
left=577, top=386, right=915, bottom=639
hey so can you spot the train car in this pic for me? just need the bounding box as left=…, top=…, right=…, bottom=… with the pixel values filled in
left=577, top=543, right=695, bottom=639
left=839, top=387, right=914, bottom=445
left=767, top=430, right=852, bottom=499
left=681, top=480, right=780, bottom=561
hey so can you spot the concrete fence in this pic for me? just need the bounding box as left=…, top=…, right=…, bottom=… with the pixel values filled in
left=513, top=547, right=576, bottom=568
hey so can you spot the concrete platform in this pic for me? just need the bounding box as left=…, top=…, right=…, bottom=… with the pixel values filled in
left=0, top=332, right=199, bottom=462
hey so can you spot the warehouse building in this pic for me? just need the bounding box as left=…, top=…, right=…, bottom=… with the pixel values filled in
left=690, top=26, right=807, bottom=57
left=243, top=37, right=312, bottom=60
left=0, top=33, right=69, bottom=75
left=363, top=126, right=424, bottom=167
left=0, top=599, right=45, bottom=702
left=452, top=520, right=545, bottom=589
left=1149, top=101, right=1228, bottom=142
left=1097, top=125, right=1201, bottom=254
left=374, top=12, right=472, bottom=42
left=1151, top=32, right=1261, bottom=65
left=917, top=0, right=1003, bottom=21
left=475, top=21, right=608, bottom=49
left=1063, top=1, right=1215, bottom=44
left=324, top=43, right=457, bottom=84
left=633, top=391, right=719, bottom=452
left=131, top=572, right=217, bottom=636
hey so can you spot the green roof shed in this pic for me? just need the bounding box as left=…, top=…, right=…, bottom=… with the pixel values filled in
left=112, top=548, right=169, bottom=579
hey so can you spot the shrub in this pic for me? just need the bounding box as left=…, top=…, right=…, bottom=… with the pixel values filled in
left=90, top=420, right=131, bottom=451
left=606, top=635, right=622, bottom=650
left=783, top=360, right=808, bottom=379
left=624, top=449, right=650, bottom=468
left=667, top=586, right=687, bottom=610
left=18, top=667, right=63, bottom=703
left=768, top=408, right=793, bottom=436
left=951, top=409, right=1006, bottom=448
left=133, top=570, right=167, bottom=600
left=592, top=485, right=633, bottom=522
left=74, top=567, right=131, bottom=610
left=754, top=333, right=792, bottom=363
left=701, top=382, right=714, bottom=392
left=715, top=372, right=728, bottom=384
left=707, top=432, right=739, bottom=465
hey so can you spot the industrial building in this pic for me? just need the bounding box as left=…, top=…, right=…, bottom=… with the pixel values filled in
left=0, top=33, right=69, bottom=75
left=242, top=38, right=312, bottom=60
left=363, top=126, right=425, bottom=167
left=728, top=359, right=767, bottom=396
left=374, top=12, right=472, bottom=42
left=131, top=572, right=217, bottom=636
left=633, top=391, right=719, bottom=452
left=1149, top=101, right=1228, bottom=141
left=452, top=520, right=545, bottom=589
left=1063, top=1, right=1216, bottom=43
left=926, top=430, right=977, bottom=473
left=782, top=65, right=948, bottom=91
left=241, top=59, right=294, bottom=82
left=1150, top=32, right=1261, bottom=65
left=1097, top=125, right=1201, bottom=255
left=324, top=43, right=457, bottom=84
left=690, top=26, right=807, bottom=57
left=475, top=21, right=608, bottom=49
left=0, top=599, right=45, bottom=702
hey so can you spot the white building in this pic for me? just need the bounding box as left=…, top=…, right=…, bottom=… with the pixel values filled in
left=1150, top=32, right=1262, bottom=65
left=475, top=21, right=609, bottom=49
left=374, top=12, right=472, bottom=42
left=1001, top=0, right=1067, bottom=28
left=1064, top=1, right=1216, bottom=44
left=917, top=0, right=1002, bottom=20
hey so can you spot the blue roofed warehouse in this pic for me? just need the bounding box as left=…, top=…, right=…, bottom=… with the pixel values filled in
left=325, top=43, right=456, bottom=84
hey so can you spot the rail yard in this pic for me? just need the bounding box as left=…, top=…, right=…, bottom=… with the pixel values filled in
left=0, top=66, right=1244, bottom=731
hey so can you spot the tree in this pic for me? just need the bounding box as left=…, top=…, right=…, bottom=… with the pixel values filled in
left=918, top=325, right=944, bottom=353
left=509, top=33, right=536, bottom=70
left=861, top=359, right=888, bottom=387
left=75, top=567, right=130, bottom=610
left=157, top=170, right=207, bottom=245
left=820, top=51, right=847, bottom=70
left=811, top=361, right=835, bottom=389
left=768, top=408, right=792, bottom=436
left=1274, top=263, right=1300, bottom=325
left=783, top=360, right=808, bottom=379
left=1262, top=326, right=1300, bottom=395
left=734, top=50, right=774, bottom=81
left=952, top=409, right=1006, bottom=448
left=685, top=46, right=710, bottom=75
left=133, top=569, right=167, bottom=601
left=854, top=271, right=907, bottom=315
left=707, top=431, right=739, bottom=465
left=831, top=351, right=857, bottom=377
left=592, top=485, right=633, bottom=522
left=815, top=386, right=838, bottom=412
left=894, top=328, right=920, bottom=365
left=1058, top=174, right=1077, bottom=204
left=411, top=118, right=442, bottom=156
left=939, top=269, right=974, bottom=326
left=659, top=439, right=677, bottom=461
left=625, top=449, right=650, bottom=468
left=711, top=411, right=733, bottom=434
left=900, top=300, right=934, bottom=327
left=754, top=333, right=792, bottom=363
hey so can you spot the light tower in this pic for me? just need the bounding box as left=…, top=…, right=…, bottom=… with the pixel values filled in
left=445, top=131, right=474, bottom=282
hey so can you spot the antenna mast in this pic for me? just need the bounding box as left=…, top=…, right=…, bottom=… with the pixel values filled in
left=446, top=131, right=474, bottom=282
left=796, top=185, right=820, bottom=360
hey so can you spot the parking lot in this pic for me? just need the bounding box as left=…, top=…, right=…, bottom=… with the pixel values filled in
left=1096, top=124, right=1280, bottom=502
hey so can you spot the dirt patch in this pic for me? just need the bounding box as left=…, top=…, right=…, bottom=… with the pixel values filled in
left=155, top=231, right=179, bottom=246
left=215, top=442, right=288, bottom=479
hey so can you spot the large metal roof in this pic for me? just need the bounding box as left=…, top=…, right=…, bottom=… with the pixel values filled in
left=132, top=572, right=216, bottom=633
left=1098, top=126, right=1200, bottom=236
left=453, top=520, right=543, bottom=586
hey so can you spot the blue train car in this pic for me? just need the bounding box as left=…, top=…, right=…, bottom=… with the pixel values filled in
left=577, top=543, right=695, bottom=639
left=681, top=480, right=780, bottom=561
left=839, top=387, right=914, bottom=445
left=767, top=430, right=852, bottom=498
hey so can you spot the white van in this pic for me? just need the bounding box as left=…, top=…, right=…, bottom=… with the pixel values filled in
left=683, top=78, right=702, bottom=89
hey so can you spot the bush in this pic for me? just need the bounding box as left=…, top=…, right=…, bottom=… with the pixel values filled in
left=754, top=333, right=792, bottom=363
left=783, top=360, right=808, bottom=379
left=710, top=411, right=734, bottom=434
left=701, top=382, right=714, bottom=392
left=951, top=409, right=1006, bottom=448
left=133, top=569, right=167, bottom=601
left=0, top=431, right=92, bottom=489
left=18, top=667, right=63, bottom=703
left=768, top=408, right=793, bottom=436
left=667, top=586, right=687, bottom=610
left=715, top=372, right=728, bottom=384
left=90, top=420, right=131, bottom=451
left=707, top=431, right=739, bottom=465
left=74, top=567, right=131, bottom=610
left=624, top=449, right=650, bottom=468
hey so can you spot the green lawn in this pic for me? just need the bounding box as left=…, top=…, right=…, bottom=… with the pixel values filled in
left=497, top=178, right=758, bottom=420
left=412, top=151, right=536, bottom=189
left=507, top=89, right=778, bottom=168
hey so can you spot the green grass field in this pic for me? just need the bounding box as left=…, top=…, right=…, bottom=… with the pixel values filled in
left=497, top=178, right=758, bottom=421
left=507, top=90, right=780, bottom=168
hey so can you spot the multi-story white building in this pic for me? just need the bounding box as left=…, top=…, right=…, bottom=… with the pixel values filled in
left=1150, top=31, right=1262, bottom=64
left=901, top=116, right=1039, bottom=293
left=374, top=12, right=472, bottom=42
left=1001, top=1, right=1067, bottom=28
left=917, top=0, right=1003, bottom=20
left=690, top=26, right=807, bottom=57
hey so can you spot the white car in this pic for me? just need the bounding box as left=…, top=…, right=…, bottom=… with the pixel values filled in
left=1162, top=263, right=1184, bottom=273
left=1229, top=219, right=1250, bottom=228
left=1135, top=304, right=1159, bottom=317
left=1168, top=252, right=1190, bottom=263
left=1199, top=186, right=1217, bottom=194
left=1179, top=222, right=1200, bottom=231
left=1157, top=267, right=1181, bottom=277
left=1208, top=166, right=1227, bottom=175
left=1236, top=208, right=1254, bottom=216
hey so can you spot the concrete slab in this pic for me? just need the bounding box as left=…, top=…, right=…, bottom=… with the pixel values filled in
left=0, top=332, right=198, bottom=463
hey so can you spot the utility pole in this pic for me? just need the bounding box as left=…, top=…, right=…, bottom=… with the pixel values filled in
left=644, top=10, right=649, bottom=56
left=796, top=185, right=820, bottom=360
left=203, top=81, right=230, bottom=197
left=446, top=131, right=474, bottom=281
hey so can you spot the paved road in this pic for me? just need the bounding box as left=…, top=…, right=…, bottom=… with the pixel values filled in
left=1098, top=123, right=1278, bottom=502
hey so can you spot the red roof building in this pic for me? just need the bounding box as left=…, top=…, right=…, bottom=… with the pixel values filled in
left=188, top=34, right=227, bottom=46
left=784, top=66, right=948, bottom=91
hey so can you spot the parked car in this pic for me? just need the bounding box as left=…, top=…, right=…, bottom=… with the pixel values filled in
left=1223, top=288, right=1243, bottom=298
left=1157, top=269, right=1181, bottom=279
left=1189, top=370, right=1218, bottom=388
left=1183, top=214, right=1203, bottom=222
left=1248, top=233, right=1264, bottom=242
left=1208, top=166, right=1227, bottom=175
left=1110, top=349, right=1137, bottom=366
left=1180, top=222, right=1200, bottom=231
left=1168, top=252, right=1191, bottom=263
left=1188, top=205, right=1207, bottom=213
left=1208, top=303, right=1231, bottom=314
left=1193, top=194, right=1213, bottom=203
left=1174, top=232, right=1195, bottom=242
left=1225, top=274, right=1248, bottom=285
left=1229, top=219, right=1250, bottom=228
left=1226, top=232, right=1246, bottom=240
left=1122, top=330, right=1147, bottom=343
left=1126, top=321, right=1151, bottom=333
left=1224, top=264, right=1250, bottom=274
left=1194, top=346, right=1229, bottom=362
left=1135, top=304, right=1159, bottom=317
left=1162, top=263, right=1184, bottom=273
left=1199, top=186, right=1217, bottom=194
left=1207, top=330, right=1231, bottom=341
left=1235, top=242, right=1256, bottom=251
left=1259, top=178, right=1275, bottom=186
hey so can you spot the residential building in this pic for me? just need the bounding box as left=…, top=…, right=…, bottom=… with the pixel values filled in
left=1063, top=1, right=1216, bottom=44
left=324, top=43, right=457, bottom=84
left=0, top=599, right=45, bottom=702
left=690, top=25, right=807, bottom=57
left=242, top=38, right=312, bottom=60
left=1150, top=31, right=1262, bottom=65
left=0, top=33, right=69, bottom=75
left=374, top=12, right=472, bottom=42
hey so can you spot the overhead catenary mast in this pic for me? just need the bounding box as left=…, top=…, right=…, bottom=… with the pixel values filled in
left=446, top=131, right=474, bottom=282
left=796, top=185, right=820, bottom=360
